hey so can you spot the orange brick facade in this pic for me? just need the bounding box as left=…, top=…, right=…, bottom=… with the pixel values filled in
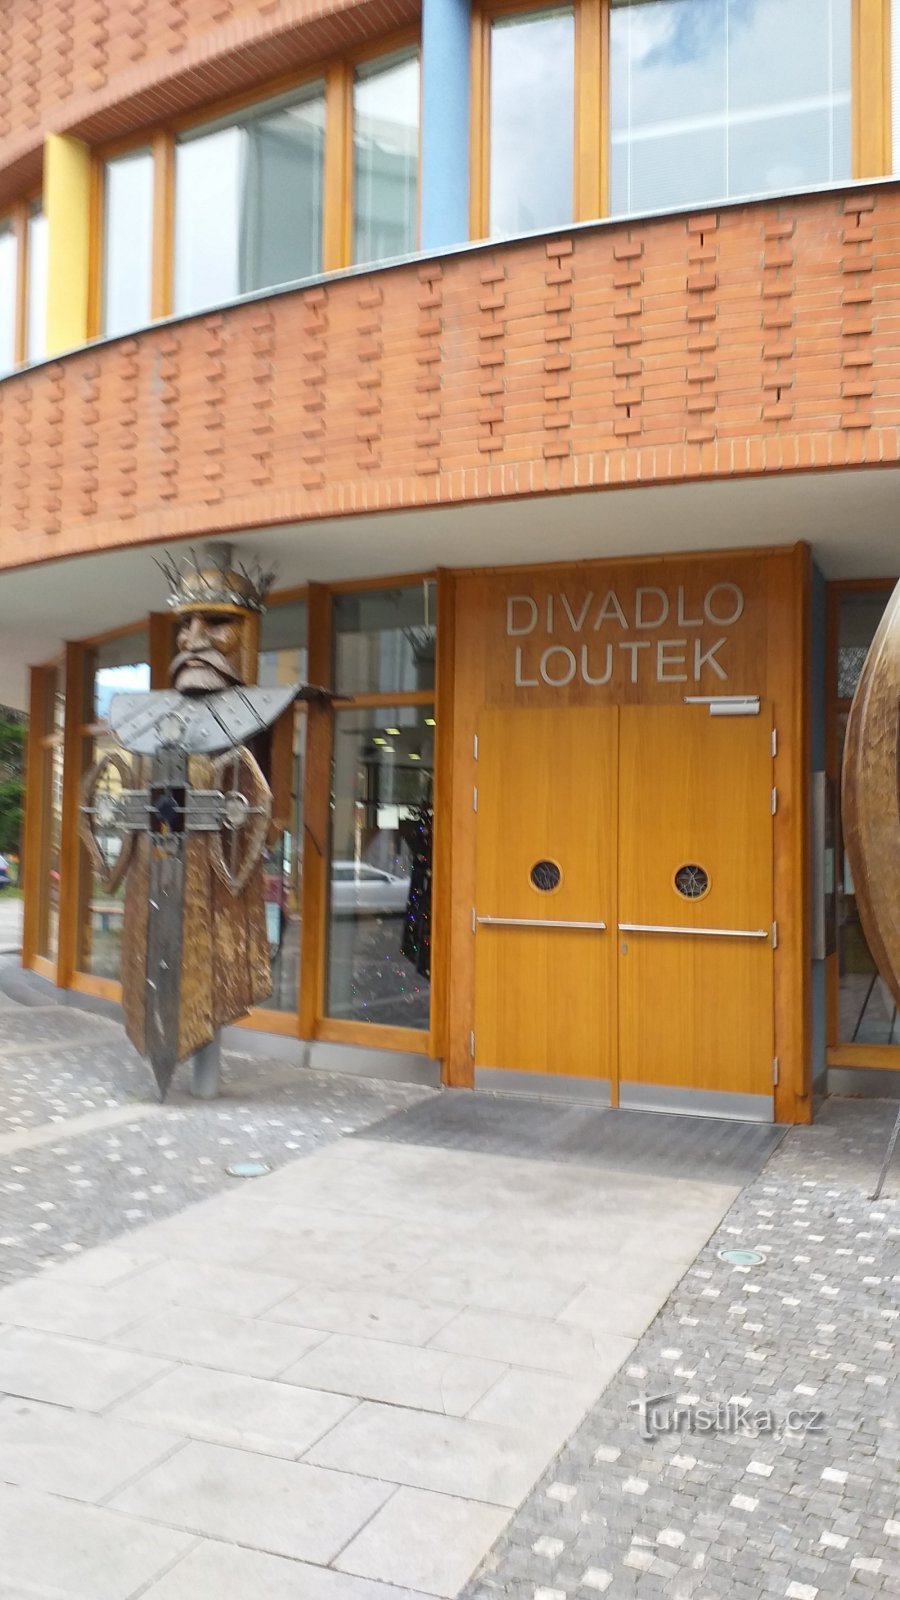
left=0, top=0, right=416, bottom=207
left=1, top=183, right=899, bottom=573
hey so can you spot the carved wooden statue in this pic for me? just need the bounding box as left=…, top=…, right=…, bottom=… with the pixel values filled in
left=79, top=551, right=298, bottom=1098
left=841, top=577, right=900, bottom=1014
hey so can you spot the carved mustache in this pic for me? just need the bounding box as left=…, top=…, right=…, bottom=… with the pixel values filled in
left=170, top=648, right=241, bottom=682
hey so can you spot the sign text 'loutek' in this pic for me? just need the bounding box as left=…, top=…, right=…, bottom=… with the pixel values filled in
left=506, top=583, right=746, bottom=688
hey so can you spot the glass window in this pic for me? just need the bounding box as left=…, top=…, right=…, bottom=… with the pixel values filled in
left=25, top=201, right=47, bottom=362
left=353, top=49, right=420, bottom=264
left=326, top=704, right=434, bottom=1029
left=35, top=667, right=64, bottom=962
left=257, top=600, right=308, bottom=1015
left=102, top=149, right=154, bottom=337
left=610, top=0, right=851, bottom=217
left=0, top=219, right=17, bottom=376
left=78, top=632, right=149, bottom=981
left=333, top=582, right=436, bottom=697
left=835, top=588, right=898, bottom=1047
left=488, top=8, right=574, bottom=238
left=174, top=84, right=326, bottom=316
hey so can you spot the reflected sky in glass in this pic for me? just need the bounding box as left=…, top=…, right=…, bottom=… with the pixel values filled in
left=610, top=0, right=851, bottom=215
left=26, top=205, right=47, bottom=363
left=489, top=8, right=574, bottom=238
left=353, top=51, right=419, bottom=265
left=174, top=89, right=325, bottom=316
left=103, top=150, right=153, bottom=338
left=0, top=223, right=16, bottom=376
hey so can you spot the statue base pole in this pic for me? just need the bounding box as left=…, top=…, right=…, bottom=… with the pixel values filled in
left=190, top=1033, right=222, bottom=1099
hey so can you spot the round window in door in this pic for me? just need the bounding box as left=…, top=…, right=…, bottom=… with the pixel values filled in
left=673, top=863, right=710, bottom=900
left=530, top=859, right=562, bottom=893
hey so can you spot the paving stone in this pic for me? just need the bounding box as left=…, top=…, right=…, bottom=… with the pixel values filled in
left=111, top=1438, right=394, bottom=1566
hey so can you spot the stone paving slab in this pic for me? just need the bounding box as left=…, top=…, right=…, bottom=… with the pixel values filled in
left=0, top=1008, right=743, bottom=1600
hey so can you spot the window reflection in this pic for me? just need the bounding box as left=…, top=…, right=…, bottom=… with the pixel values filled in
left=333, top=583, right=436, bottom=698
left=174, top=85, right=325, bottom=316
left=78, top=635, right=150, bottom=981
left=353, top=50, right=420, bottom=264
left=489, top=8, right=574, bottom=238
left=25, top=201, right=47, bottom=362
left=0, top=220, right=17, bottom=376
left=102, top=149, right=154, bottom=337
left=326, top=706, right=434, bottom=1029
left=835, top=589, right=898, bottom=1047
left=610, top=0, right=851, bottom=216
left=257, top=602, right=308, bottom=1015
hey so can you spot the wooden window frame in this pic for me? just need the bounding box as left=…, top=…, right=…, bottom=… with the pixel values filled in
left=824, top=575, right=899, bottom=1070
left=88, top=31, right=421, bottom=332
left=471, top=0, right=591, bottom=241
left=316, top=572, right=437, bottom=1056
left=472, top=0, right=887, bottom=241
left=0, top=190, right=42, bottom=370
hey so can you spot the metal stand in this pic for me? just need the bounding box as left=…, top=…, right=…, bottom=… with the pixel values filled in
left=190, top=1032, right=222, bottom=1099
left=870, top=1101, right=900, bottom=1202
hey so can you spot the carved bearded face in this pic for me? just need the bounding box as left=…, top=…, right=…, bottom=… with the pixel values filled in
left=170, top=611, right=245, bottom=695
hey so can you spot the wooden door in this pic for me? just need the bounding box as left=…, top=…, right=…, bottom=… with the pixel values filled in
left=473, top=707, right=618, bottom=1085
left=618, top=705, right=775, bottom=1118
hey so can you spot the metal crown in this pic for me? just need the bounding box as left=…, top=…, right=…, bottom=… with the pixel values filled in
left=155, top=549, right=276, bottom=615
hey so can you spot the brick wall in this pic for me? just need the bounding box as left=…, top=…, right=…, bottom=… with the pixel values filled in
left=1, top=184, right=899, bottom=573
left=0, top=0, right=417, bottom=207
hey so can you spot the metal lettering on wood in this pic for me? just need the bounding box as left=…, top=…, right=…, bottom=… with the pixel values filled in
left=841, top=578, right=900, bottom=1012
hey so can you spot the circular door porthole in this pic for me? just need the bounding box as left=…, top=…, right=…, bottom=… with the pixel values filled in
left=530, top=859, right=562, bottom=894
left=674, top=863, right=710, bottom=900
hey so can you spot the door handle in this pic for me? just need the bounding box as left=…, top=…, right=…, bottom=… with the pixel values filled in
left=476, top=916, right=607, bottom=930
left=617, top=922, right=769, bottom=940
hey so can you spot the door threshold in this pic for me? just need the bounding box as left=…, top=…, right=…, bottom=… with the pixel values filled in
left=474, top=1068, right=612, bottom=1106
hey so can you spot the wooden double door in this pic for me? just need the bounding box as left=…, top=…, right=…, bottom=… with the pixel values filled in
left=473, top=705, right=775, bottom=1120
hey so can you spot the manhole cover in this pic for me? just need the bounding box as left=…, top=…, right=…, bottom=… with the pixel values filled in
left=225, top=1160, right=271, bottom=1179
left=718, top=1247, right=765, bottom=1266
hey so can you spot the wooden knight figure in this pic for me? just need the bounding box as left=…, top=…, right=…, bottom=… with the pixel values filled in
left=79, top=547, right=302, bottom=1098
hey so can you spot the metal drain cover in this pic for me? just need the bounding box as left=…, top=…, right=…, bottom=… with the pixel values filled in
left=225, top=1160, right=271, bottom=1179
left=718, top=1247, right=765, bottom=1266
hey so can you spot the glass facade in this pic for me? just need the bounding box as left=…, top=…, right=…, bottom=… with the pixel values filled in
left=835, top=588, right=897, bottom=1047
left=174, top=84, right=326, bottom=316
left=327, top=582, right=436, bottom=1032
left=257, top=601, right=308, bottom=1015
left=353, top=49, right=420, bottom=264
left=488, top=8, right=574, bottom=238
left=333, top=583, right=436, bottom=698
left=609, top=0, right=851, bottom=216
left=25, top=201, right=47, bottom=363
left=102, top=149, right=154, bottom=337
left=78, top=633, right=150, bottom=981
left=35, top=669, right=64, bottom=963
left=0, top=219, right=16, bottom=377
left=326, top=705, right=435, bottom=1030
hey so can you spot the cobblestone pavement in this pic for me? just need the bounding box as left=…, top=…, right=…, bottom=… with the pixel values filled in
left=0, top=962, right=432, bottom=1287
left=464, top=1098, right=900, bottom=1600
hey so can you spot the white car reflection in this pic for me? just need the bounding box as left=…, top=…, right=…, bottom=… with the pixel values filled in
left=331, top=860, right=410, bottom=916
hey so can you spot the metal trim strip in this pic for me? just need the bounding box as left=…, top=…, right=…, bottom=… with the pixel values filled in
left=477, top=916, right=607, bottom=930
left=618, top=1082, right=774, bottom=1123
left=617, top=922, right=769, bottom=939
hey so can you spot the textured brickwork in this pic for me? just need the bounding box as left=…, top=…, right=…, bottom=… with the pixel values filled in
left=3, top=186, right=900, bottom=571
left=0, top=0, right=418, bottom=207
